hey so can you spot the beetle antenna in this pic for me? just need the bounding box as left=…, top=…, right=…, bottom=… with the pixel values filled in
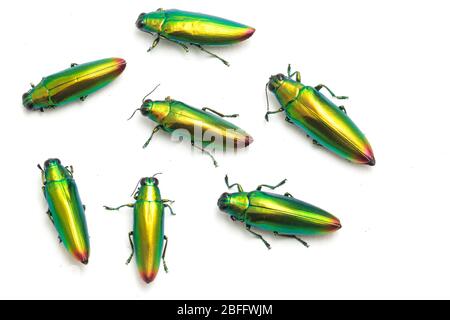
left=265, top=82, right=271, bottom=114
left=142, top=84, right=161, bottom=103
left=130, top=179, right=142, bottom=197
left=153, top=172, right=163, bottom=178
left=127, top=108, right=141, bottom=121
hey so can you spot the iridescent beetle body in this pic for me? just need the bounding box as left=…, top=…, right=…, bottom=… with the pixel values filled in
left=104, top=176, right=175, bottom=284
left=217, top=176, right=341, bottom=249
left=266, top=65, right=375, bottom=166
left=23, top=58, right=126, bottom=111
left=129, top=87, right=253, bottom=167
left=136, top=9, right=255, bottom=65
left=38, top=159, right=90, bottom=264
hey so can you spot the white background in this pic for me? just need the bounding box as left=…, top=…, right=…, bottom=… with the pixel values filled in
left=0, top=0, right=449, bottom=299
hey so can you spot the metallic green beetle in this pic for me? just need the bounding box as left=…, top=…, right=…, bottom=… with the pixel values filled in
left=217, top=175, right=341, bottom=249
left=129, top=86, right=253, bottom=167
left=266, top=65, right=375, bottom=166
left=23, top=58, right=126, bottom=111
left=104, top=175, right=175, bottom=284
left=135, top=8, right=255, bottom=66
left=38, top=159, right=90, bottom=264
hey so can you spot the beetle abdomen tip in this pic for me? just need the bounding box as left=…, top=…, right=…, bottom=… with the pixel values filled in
left=141, top=272, right=157, bottom=284
left=113, top=58, right=127, bottom=73
left=245, top=135, right=254, bottom=147
left=244, top=27, right=255, bottom=39
left=74, top=251, right=89, bottom=265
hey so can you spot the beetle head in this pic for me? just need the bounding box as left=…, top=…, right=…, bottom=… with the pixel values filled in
left=268, top=74, right=286, bottom=92
left=44, top=158, right=61, bottom=169
left=217, top=192, right=248, bottom=221
left=217, top=192, right=231, bottom=211
left=140, top=99, right=153, bottom=117
left=135, top=12, right=147, bottom=30
left=140, top=177, right=159, bottom=186
left=135, top=10, right=165, bottom=33
left=22, top=91, right=34, bottom=110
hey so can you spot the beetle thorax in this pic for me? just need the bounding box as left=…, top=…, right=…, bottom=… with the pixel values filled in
left=147, top=101, right=170, bottom=123
left=29, top=85, right=50, bottom=107
left=275, top=79, right=304, bottom=107
left=142, top=11, right=165, bottom=33
left=220, top=192, right=249, bottom=220
left=45, top=164, right=69, bottom=182
left=136, top=185, right=161, bottom=202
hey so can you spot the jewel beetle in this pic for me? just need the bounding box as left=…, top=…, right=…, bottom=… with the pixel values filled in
left=38, top=159, right=90, bottom=264
left=23, top=57, right=126, bottom=111
left=265, top=65, right=375, bottom=166
left=217, top=175, right=341, bottom=249
left=128, top=85, right=254, bottom=167
left=135, top=8, right=255, bottom=66
left=104, top=175, right=175, bottom=284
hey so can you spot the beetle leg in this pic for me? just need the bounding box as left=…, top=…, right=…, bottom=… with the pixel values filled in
left=163, top=203, right=176, bottom=216
left=160, top=35, right=189, bottom=52
left=143, top=125, right=163, bottom=148
left=202, top=107, right=238, bottom=118
left=313, top=140, right=323, bottom=147
left=125, top=231, right=135, bottom=265
left=284, top=192, right=294, bottom=198
left=147, top=35, right=160, bottom=52
left=246, top=225, right=271, bottom=250
left=256, top=179, right=287, bottom=191
left=315, top=84, right=348, bottom=100
left=162, top=235, right=169, bottom=273
left=40, top=108, right=44, bottom=112
left=339, top=105, right=347, bottom=114
left=264, top=108, right=284, bottom=122
left=287, top=64, right=301, bottom=82
left=70, top=63, right=78, bottom=67
left=46, top=210, right=55, bottom=225
left=37, top=164, right=45, bottom=185
left=294, top=236, right=309, bottom=248
left=274, top=232, right=309, bottom=248
left=191, top=142, right=218, bottom=167
left=103, top=204, right=134, bottom=211
left=224, top=175, right=244, bottom=192
left=192, top=44, right=230, bottom=67
left=65, top=165, right=74, bottom=175
left=80, top=96, right=87, bottom=102
left=285, top=117, right=294, bottom=124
